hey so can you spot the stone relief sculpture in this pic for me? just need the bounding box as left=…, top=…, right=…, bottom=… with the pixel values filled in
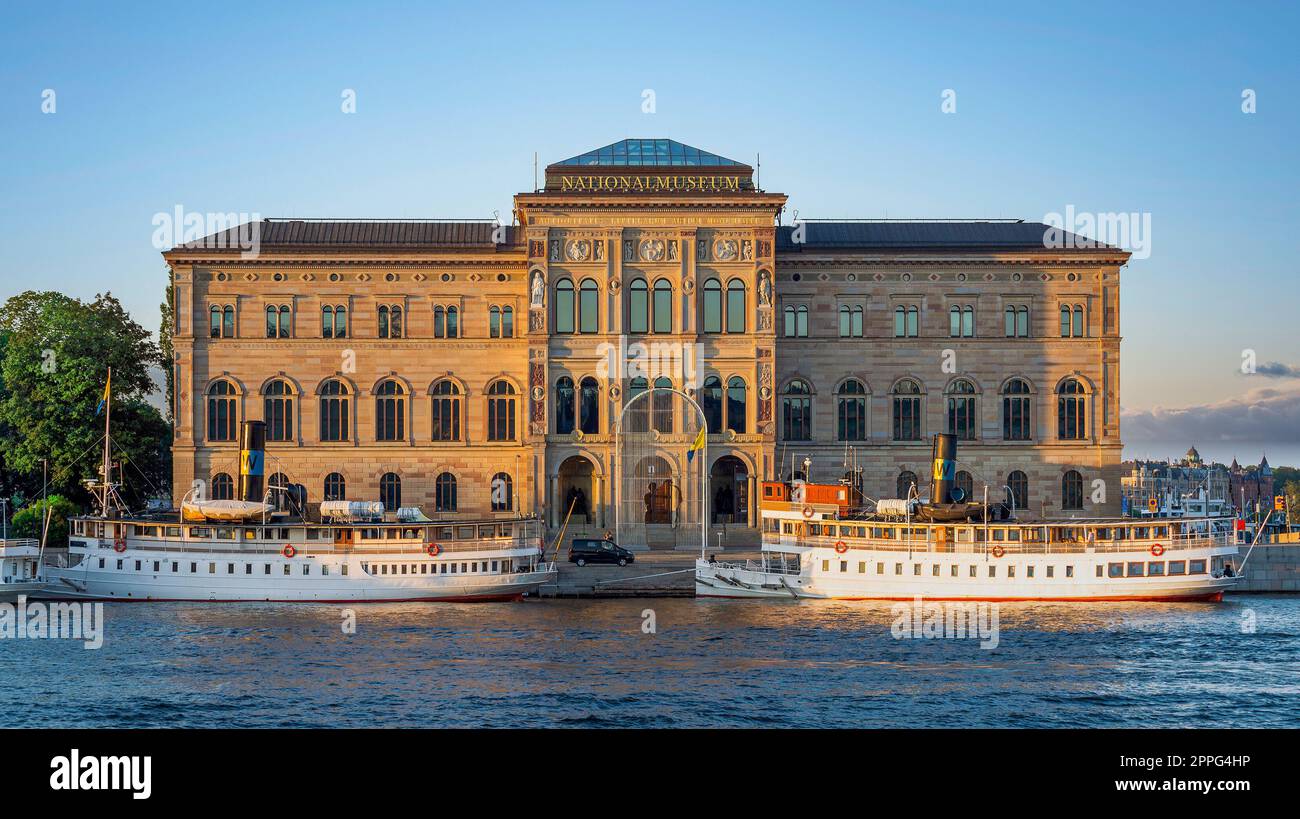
left=530, top=269, right=545, bottom=307
left=758, top=270, right=772, bottom=305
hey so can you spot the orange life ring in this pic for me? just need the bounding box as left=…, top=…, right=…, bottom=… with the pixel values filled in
left=802, top=505, right=814, bottom=519
left=426, top=543, right=441, bottom=557
left=1150, top=544, right=1165, bottom=557
left=991, top=544, right=1006, bottom=558
left=282, top=544, right=296, bottom=559
left=834, top=540, right=848, bottom=554
left=113, top=537, right=127, bottom=554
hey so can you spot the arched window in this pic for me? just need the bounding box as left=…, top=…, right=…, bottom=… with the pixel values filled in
left=894, top=306, right=918, bottom=338
left=781, top=379, right=812, bottom=441
left=430, top=380, right=461, bottom=442
left=321, top=305, right=346, bottom=339
left=206, top=380, right=237, bottom=441
left=579, top=376, right=600, bottom=434
left=626, top=377, right=649, bottom=433
left=783, top=305, right=810, bottom=338
left=380, top=472, right=401, bottom=511
left=263, top=379, right=294, bottom=442
left=949, top=305, right=974, bottom=338
left=837, top=379, right=867, bottom=441
left=578, top=279, right=599, bottom=333
left=1061, top=305, right=1084, bottom=338
left=726, top=376, right=747, bottom=434
left=702, top=278, right=722, bottom=333
left=266, top=305, right=290, bottom=338
left=954, top=470, right=974, bottom=502
left=892, top=379, right=922, bottom=441
left=486, top=380, right=516, bottom=441
left=554, top=376, right=575, bottom=434
left=267, top=472, right=291, bottom=512
left=433, top=305, right=459, bottom=338
left=652, top=376, right=673, bottom=433
left=1060, top=305, right=1071, bottom=337
left=554, top=280, right=575, bottom=334
left=652, top=279, right=672, bottom=333
left=725, top=280, right=746, bottom=333
left=211, top=473, right=234, bottom=500
left=897, top=471, right=918, bottom=500
left=491, top=472, right=513, bottom=512
left=378, top=305, right=402, bottom=339
left=490, top=305, right=514, bottom=338
left=946, top=379, right=977, bottom=440
left=434, top=472, right=457, bottom=512
left=628, top=278, right=649, bottom=334
left=222, top=305, right=235, bottom=338
left=1002, top=378, right=1032, bottom=440
left=319, top=379, right=350, bottom=442
left=375, top=380, right=406, bottom=441
left=1057, top=378, right=1087, bottom=440
left=1006, top=470, right=1028, bottom=512
left=210, top=305, right=221, bottom=338
left=1062, top=470, right=1084, bottom=510
left=1006, top=306, right=1029, bottom=337
left=1073, top=305, right=1084, bottom=337
left=323, top=472, right=346, bottom=502
left=839, top=306, right=863, bottom=338
left=701, top=376, right=723, bottom=433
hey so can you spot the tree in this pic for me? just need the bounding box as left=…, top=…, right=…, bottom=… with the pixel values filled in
left=0, top=291, right=171, bottom=508
left=11, top=494, right=79, bottom=547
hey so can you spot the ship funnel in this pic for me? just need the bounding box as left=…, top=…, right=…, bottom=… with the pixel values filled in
left=930, top=433, right=956, bottom=505
left=238, top=420, right=266, bottom=503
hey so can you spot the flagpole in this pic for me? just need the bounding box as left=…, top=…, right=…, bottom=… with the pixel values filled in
left=102, top=367, right=112, bottom=514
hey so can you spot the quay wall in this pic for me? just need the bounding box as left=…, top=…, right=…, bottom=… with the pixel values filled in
left=1229, top=544, right=1300, bottom=593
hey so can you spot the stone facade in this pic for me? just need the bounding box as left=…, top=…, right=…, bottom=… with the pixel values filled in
left=163, top=139, right=1129, bottom=536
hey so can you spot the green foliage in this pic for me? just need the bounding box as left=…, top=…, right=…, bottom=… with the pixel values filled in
left=159, top=270, right=175, bottom=422
left=0, top=291, right=171, bottom=507
left=10, top=494, right=80, bottom=547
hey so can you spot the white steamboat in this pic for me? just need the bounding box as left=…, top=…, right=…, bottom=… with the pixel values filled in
left=697, top=435, right=1245, bottom=602
left=42, top=416, right=554, bottom=602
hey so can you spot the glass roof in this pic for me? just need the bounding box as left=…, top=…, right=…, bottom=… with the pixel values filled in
left=554, top=139, right=745, bottom=167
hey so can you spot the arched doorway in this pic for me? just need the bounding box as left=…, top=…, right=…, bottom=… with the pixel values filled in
left=557, top=455, right=596, bottom=525
left=635, top=455, right=676, bottom=525
left=710, top=455, right=750, bottom=525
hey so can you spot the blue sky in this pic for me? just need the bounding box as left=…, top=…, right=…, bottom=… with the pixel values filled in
left=1, top=0, right=1297, bottom=464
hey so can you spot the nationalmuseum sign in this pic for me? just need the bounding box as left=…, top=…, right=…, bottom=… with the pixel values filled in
left=551, top=174, right=748, bottom=193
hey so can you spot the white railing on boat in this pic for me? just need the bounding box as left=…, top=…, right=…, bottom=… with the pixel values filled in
left=767, top=530, right=1238, bottom=555
left=71, top=537, right=544, bottom=556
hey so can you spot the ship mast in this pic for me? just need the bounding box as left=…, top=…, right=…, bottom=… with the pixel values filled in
left=102, top=366, right=112, bottom=514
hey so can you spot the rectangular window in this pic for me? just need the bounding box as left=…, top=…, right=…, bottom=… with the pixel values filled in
left=969, top=565, right=977, bottom=577
left=821, top=560, right=829, bottom=572
left=342, top=565, right=348, bottom=576
left=1066, top=565, right=1074, bottom=578
left=1026, top=565, right=1034, bottom=578
left=1168, top=560, right=1186, bottom=575
left=1107, top=562, right=1123, bottom=578
left=839, top=561, right=847, bottom=573
left=876, top=562, right=884, bottom=574
left=1189, top=559, right=1207, bottom=574
left=1148, top=562, right=1165, bottom=576
left=894, top=563, right=902, bottom=575
left=913, top=563, right=922, bottom=576
left=1008, top=565, right=1015, bottom=578
left=1046, top=565, right=1054, bottom=578
left=988, top=565, right=997, bottom=577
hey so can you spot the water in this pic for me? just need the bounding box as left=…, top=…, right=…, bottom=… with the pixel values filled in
left=2, top=596, right=1298, bottom=728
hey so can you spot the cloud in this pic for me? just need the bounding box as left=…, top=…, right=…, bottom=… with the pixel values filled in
left=1252, top=361, right=1300, bottom=379
left=1122, top=386, right=1300, bottom=445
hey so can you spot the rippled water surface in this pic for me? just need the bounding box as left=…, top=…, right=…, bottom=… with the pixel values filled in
left=2, top=596, right=1298, bottom=727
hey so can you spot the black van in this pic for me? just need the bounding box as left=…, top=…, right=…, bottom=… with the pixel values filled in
left=568, top=538, right=635, bottom=567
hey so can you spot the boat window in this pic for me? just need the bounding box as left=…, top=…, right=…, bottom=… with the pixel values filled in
left=1169, top=561, right=1186, bottom=575
left=992, top=530, right=1005, bottom=541
left=190, top=562, right=197, bottom=573
left=1189, top=559, right=1207, bottom=574
left=457, top=526, right=475, bottom=540
left=479, top=525, right=496, bottom=539
left=341, top=565, right=348, bottom=576
left=1148, top=562, right=1165, bottom=576
left=1127, top=562, right=1145, bottom=577
left=988, top=565, right=997, bottom=577
left=1046, top=565, right=1054, bottom=578
left=1008, top=529, right=1020, bottom=542
left=1065, top=565, right=1073, bottom=577
left=1096, top=528, right=1110, bottom=540
left=227, top=563, right=235, bottom=574
left=876, top=562, right=884, bottom=574
left=243, top=528, right=257, bottom=539
left=189, top=527, right=211, bottom=538
left=438, top=526, right=454, bottom=540
left=245, top=564, right=252, bottom=574
left=913, top=563, right=922, bottom=576
left=951, top=565, right=959, bottom=577
left=840, top=561, right=848, bottom=573
left=894, top=563, right=903, bottom=575
left=302, top=565, right=309, bottom=575
left=1108, top=562, right=1123, bottom=578
left=306, top=529, right=320, bottom=540
left=932, top=564, right=940, bottom=576
left=969, top=565, right=977, bottom=577
left=405, top=528, right=421, bottom=539
left=165, top=526, right=181, bottom=538
left=265, top=564, right=271, bottom=574
left=1007, top=565, right=1016, bottom=578
left=208, top=562, right=216, bottom=573
left=1026, top=565, right=1034, bottom=578
left=1153, top=526, right=1168, bottom=538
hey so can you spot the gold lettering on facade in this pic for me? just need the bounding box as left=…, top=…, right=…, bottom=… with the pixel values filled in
left=557, top=175, right=743, bottom=193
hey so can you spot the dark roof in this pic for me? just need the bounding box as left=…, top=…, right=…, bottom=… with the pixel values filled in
left=552, top=139, right=747, bottom=168
left=775, top=221, right=1117, bottom=252
left=176, top=220, right=515, bottom=250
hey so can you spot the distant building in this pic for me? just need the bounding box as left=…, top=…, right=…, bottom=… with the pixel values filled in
left=1229, top=455, right=1275, bottom=519
left=1121, top=447, right=1231, bottom=515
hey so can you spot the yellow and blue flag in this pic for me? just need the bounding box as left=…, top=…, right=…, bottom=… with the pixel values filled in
left=686, top=426, right=706, bottom=463
left=95, top=372, right=110, bottom=416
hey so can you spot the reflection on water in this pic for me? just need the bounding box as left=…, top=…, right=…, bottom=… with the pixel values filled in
left=2, top=596, right=1297, bottom=728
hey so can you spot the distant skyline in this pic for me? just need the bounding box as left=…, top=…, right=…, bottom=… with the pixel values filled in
left=1, top=0, right=1296, bottom=464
